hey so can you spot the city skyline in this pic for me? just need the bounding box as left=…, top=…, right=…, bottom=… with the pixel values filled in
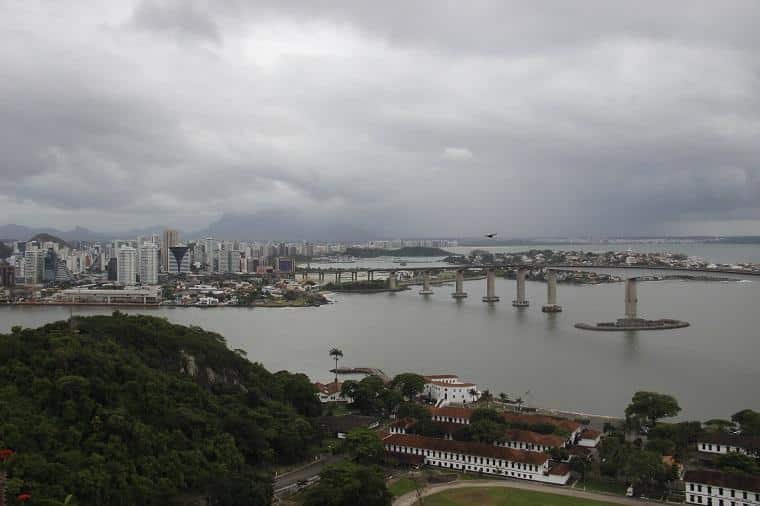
left=2, top=2, right=760, bottom=238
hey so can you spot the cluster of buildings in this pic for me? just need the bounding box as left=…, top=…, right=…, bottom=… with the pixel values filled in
left=491, top=249, right=760, bottom=273
left=685, top=432, right=760, bottom=505
left=384, top=400, right=602, bottom=485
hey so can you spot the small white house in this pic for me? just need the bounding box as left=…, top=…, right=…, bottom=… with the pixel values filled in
left=313, top=382, right=352, bottom=403
left=423, top=374, right=480, bottom=407
left=578, top=428, right=602, bottom=448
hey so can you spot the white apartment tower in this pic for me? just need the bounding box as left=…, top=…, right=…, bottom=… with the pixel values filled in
left=139, top=243, right=159, bottom=285
left=117, top=246, right=138, bottom=285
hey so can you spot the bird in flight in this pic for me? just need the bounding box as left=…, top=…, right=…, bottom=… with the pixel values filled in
left=485, top=233, right=497, bottom=238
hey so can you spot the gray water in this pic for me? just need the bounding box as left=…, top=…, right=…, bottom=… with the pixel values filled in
left=1, top=271, right=758, bottom=421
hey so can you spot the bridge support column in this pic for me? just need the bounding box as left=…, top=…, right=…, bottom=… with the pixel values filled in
left=335, top=272, right=340, bottom=284
left=512, top=268, right=530, bottom=307
left=542, top=270, right=562, bottom=312
left=625, top=278, right=638, bottom=319
left=388, top=271, right=397, bottom=290
left=482, top=268, right=500, bottom=302
left=452, top=269, right=467, bottom=299
left=319, top=272, right=324, bottom=282
left=419, top=271, right=433, bottom=295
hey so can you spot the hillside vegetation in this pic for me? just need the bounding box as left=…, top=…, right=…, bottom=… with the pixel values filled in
left=0, top=314, right=321, bottom=506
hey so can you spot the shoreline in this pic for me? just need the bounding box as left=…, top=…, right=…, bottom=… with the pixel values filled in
left=2, top=301, right=327, bottom=309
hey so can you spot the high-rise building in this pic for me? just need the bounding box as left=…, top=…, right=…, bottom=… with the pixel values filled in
left=161, top=228, right=180, bottom=272
left=106, top=257, right=117, bottom=281
left=168, top=245, right=191, bottom=275
left=117, top=246, right=138, bottom=285
left=0, top=260, right=15, bottom=288
left=139, top=243, right=159, bottom=284
left=24, top=247, right=44, bottom=285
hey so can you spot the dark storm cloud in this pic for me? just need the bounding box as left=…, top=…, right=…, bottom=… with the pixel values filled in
left=1, top=1, right=759, bottom=236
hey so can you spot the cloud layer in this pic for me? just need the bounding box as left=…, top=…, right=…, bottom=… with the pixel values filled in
left=1, top=1, right=759, bottom=237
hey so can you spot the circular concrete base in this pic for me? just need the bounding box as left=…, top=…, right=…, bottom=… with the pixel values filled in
left=419, top=290, right=434, bottom=295
left=452, top=292, right=468, bottom=299
left=512, top=300, right=530, bottom=307
left=542, top=305, right=563, bottom=313
left=482, top=296, right=500, bottom=302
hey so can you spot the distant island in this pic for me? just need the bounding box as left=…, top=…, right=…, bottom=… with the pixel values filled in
left=345, top=246, right=451, bottom=258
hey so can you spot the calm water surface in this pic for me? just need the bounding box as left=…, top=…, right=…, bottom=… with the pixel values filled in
left=1, top=271, right=758, bottom=421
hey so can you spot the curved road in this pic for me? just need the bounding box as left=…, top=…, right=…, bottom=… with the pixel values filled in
left=393, top=479, right=659, bottom=506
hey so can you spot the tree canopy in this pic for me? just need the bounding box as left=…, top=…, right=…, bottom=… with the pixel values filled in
left=625, top=391, right=681, bottom=428
left=0, top=314, right=321, bottom=506
left=389, top=373, right=425, bottom=400
left=303, top=461, right=391, bottom=506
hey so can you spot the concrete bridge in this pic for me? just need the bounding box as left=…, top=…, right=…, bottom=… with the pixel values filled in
left=297, top=262, right=755, bottom=315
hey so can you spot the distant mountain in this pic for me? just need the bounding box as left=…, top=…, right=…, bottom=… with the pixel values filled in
left=0, top=224, right=171, bottom=243
left=191, top=211, right=375, bottom=241
left=29, top=232, right=70, bottom=248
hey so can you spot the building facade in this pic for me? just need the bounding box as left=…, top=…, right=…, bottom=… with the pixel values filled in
left=168, top=245, right=191, bottom=275
left=139, top=243, right=159, bottom=284
left=0, top=260, right=15, bottom=288
left=162, top=228, right=180, bottom=272
left=24, top=248, right=44, bottom=285
left=383, top=433, right=570, bottom=485
left=117, top=246, right=138, bottom=285
left=697, top=433, right=760, bottom=457
left=423, top=375, right=480, bottom=407
left=684, top=470, right=760, bottom=505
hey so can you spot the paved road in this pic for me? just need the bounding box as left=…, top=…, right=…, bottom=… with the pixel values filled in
left=273, top=454, right=345, bottom=493
left=393, top=479, right=660, bottom=506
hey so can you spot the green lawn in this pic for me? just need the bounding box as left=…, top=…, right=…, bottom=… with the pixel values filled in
left=389, top=477, right=421, bottom=497
left=423, top=487, right=620, bottom=506
left=578, top=477, right=627, bottom=495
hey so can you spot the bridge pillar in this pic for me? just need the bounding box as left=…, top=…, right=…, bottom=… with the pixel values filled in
left=482, top=268, right=500, bottom=302
left=625, top=278, right=638, bottom=319
left=368, top=271, right=373, bottom=281
left=419, top=271, right=433, bottom=295
left=319, top=271, right=324, bottom=282
left=388, top=271, right=397, bottom=290
left=542, top=270, right=562, bottom=313
left=452, top=269, right=467, bottom=299
left=335, top=272, right=340, bottom=284
left=512, top=268, right=530, bottom=307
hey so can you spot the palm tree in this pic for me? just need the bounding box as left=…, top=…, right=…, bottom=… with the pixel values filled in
left=329, top=348, right=343, bottom=383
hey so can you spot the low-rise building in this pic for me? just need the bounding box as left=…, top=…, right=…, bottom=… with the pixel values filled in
left=383, top=433, right=570, bottom=485
left=684, top=470, right=760, bottom=505
left=697, top=433, right=760, bottom=457
left=423, top=374, right=480, bottom=407
left=313, top=381, right=352, bottom=403
left=56, top=286, right=161, bottom=304
left=497, top=429, right=567, bottom=453
left=578, top=428, right=602, bottom=448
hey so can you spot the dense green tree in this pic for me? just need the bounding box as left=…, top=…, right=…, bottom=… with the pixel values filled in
left=344, top=428, right=384, bottom=465
left=732, top=409, right=760, bottom=436
left=625, top=391, right=681, bottom=428
left=389, top=373, right=425, bottom=400
left=343, top=376, right=385, bottom=415
left=0, top=315, right=321, bottom=505
left=303, top=462, right=391, bottom=506
left=397, top=403, right=444, bottom=438
left=645, top=438, right=676, bottom=456
left=715, top=453, right=759, bottom=474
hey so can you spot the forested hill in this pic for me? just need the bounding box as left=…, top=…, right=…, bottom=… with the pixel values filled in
left=0, top=314, right=321, bottom=506
left=345, top=246, right=451, bottom=257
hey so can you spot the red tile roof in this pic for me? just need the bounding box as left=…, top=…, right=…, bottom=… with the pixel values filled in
left=314, top=381, right=342, bottom=395
left=384, top=433, right=549, bottom=466
left=424, top=374, right=459, bottom=379
left=580, top=428, right=601, bottom=440
left=429, top=406, right=473, bottom=420
left=684, top=470, right=760, bottom=493
left=504, top=429, right=566, bottom=448
left=429, top=380, right=477, bottom=387
left=501, top=412, right=581, bottom=434
left=549, top=463, right=571, bottom=476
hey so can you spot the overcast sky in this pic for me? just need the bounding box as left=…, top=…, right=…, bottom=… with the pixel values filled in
left=2, top=1, right=759, bottom=238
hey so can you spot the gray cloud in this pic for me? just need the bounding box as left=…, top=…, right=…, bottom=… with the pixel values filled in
left=1, top=1, right=759, bottom=238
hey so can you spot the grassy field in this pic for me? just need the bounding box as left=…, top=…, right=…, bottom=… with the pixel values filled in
left=423, top=486, right=620, bottom=506
left=578, top=477, right=628, bottom=495
left=389, top=477, right=421, bottom=497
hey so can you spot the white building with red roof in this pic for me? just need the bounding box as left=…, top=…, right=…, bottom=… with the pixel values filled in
left=423, top=374, right=480, bottom=407
left=313, top=381, right=352, bottom=403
